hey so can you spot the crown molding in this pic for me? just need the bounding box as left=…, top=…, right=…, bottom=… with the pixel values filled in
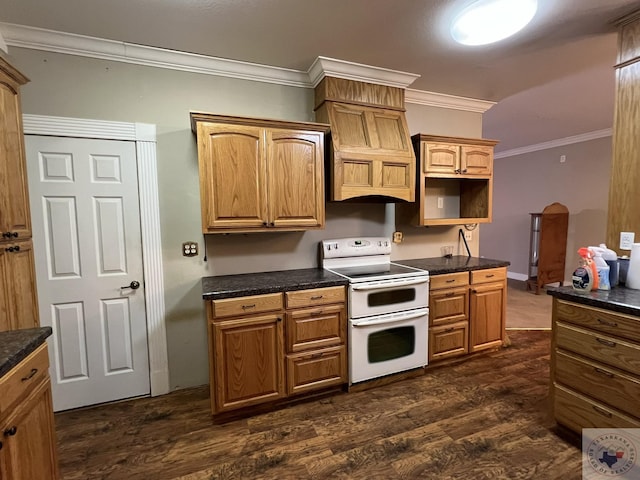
left=3, top=22, right=492, bottom=114
left=1, top=22, right=310, bottom=87
left=405, top=88, right=496, bottom=113
left=307, top=55, right=420, bottom=88
left=494, top=128, right=612, bottom=159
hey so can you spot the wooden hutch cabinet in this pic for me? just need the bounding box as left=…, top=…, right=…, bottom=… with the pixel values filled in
left=0, top=56, right=39, bottom=332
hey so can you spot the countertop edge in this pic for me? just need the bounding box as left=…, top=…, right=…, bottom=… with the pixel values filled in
left=0, top=326, right=53, bottom=379
left=547, top=286, right=640, bottom=316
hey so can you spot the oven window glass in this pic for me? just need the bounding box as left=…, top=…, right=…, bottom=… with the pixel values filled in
left=367, top=288, right=416, bottom=307
left=367, top=326, right=415, bottom=363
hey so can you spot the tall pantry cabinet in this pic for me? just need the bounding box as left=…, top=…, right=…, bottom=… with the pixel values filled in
left=0, top=56, right=39, bottom=332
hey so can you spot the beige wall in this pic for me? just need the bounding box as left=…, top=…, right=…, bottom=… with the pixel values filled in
left=480, top=136, right=612, bottom=282
left=9, top=47, right=485, bottom=390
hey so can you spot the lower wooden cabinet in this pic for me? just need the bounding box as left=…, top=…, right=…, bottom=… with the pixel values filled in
left=551, top=298, right=640, bottom=433
left=469, top=268, right=506, bottom=353
left=428, top=267, right=506, bottom=363
left=0, top=344, right=59, bottom=480
left=207, top=286, right=347, bottom=415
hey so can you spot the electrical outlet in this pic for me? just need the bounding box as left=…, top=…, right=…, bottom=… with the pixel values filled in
left=182, top=241, right=198, bottom=257
left=393, top=231, right=403, bottom=243
left=437, top=197, right=444, bottom=209
left=620, top=232, right=635, bottom=250
left=464, top=230, right=472, bottom=241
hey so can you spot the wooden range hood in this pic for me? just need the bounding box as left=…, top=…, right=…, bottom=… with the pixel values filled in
left=311, top=58, right=420, bottom=202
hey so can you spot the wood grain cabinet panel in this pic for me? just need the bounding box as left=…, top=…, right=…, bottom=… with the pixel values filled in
left=551, top=297, right=640, bottom=433
left=212, top=314, right=285, bottom=412
left=469, top=268, right=506, bottom=353
left=0, top=344, right=59, bottom=480
left=286, top=345, right=346, bottom=395
left=0, top=59, right=31, bottom=240
left=429, top=287, right=468, bottom=327
left=192, top=113, right=328, bottom=233
left=0, top=240, right=39, bottom=332
left=286, top=303, right=345, bottom=352
left=429, top=321, right=469, bottom=362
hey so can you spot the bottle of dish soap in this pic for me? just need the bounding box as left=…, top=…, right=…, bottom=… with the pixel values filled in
left=572, top=248, right=596, bottom=292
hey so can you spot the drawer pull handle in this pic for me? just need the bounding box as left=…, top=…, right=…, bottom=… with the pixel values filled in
left=21, top=368, right=38, bottom=382
left=597, top=318, right=618, bottom=328
left=445, top=292, right=456, bottom=297
left=310, top=310, right=324, bottom=316
left=311, top=353, right=323, bottom=359
left=241, top=304, right=256, bottom=310
left=485, top=274, right=495, bottom=278
left=310, top=295, right=324, bottom=300
left=446, top=279, right=456, bottom=283
left=594, top=367, right=614, bottom=378
left=3, top=426, right=17, bottom=437
left=592, top=405, right=613, bottom=418
left=444, top=327, right=454, bottom=332
left=596, top=338, right=616, bottom=347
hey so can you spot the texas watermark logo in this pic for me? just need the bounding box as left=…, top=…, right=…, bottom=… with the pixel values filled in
left=583, top=429, right=638, bottom=478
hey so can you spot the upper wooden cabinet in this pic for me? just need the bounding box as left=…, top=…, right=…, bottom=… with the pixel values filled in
left=396, top=134, right=498, bottom=227
left=191, top=113, right=329, bottom=233
left=0, top=57, right=31, bottom=241
left=314, top=77, right=415, bottom=202
left=424, top=142, right=493, bottom=177
left=0, top=239, right=39, bottom=332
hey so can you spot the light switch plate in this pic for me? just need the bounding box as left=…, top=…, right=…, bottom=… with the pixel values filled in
left=620, top=232, right=635, bottom=250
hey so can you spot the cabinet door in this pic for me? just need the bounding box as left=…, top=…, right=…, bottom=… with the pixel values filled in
left=469, top=282, right=505, bottom=352
left=266, top=129, right=324, bottom=228
left=0, top=240, right=39, bottom=332
left=213, top=314, right=285, bottom=412
left=0, top=380, right=59, bottom=480
left=460, top=145, right=492, bottom=176
left=286, top=303, right=346, bottom=352
left=196, top=123, right=267, bottom=230
left=423, top=142, right=460, bottom=175
left=0, top=77, right=31, bottom=240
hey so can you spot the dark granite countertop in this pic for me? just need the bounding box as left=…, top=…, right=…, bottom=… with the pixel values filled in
left=395, top=256, right=510, bottom=275
left=202, top=268, right=349, bottom=300
left=0, top=327, right=52, bottom=379
left=547, top=285, right=640, bottom=317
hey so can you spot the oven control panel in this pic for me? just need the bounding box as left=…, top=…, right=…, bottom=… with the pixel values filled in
left=321, top=237, right=391, bottom=259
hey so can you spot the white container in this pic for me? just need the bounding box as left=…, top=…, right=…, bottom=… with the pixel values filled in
left=625, top=243, right=640, bottom=290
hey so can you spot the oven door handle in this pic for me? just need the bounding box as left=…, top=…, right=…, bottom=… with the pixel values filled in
left=352, top=310, right=429, bottom=327
left=351, top=278, right=429, bottom=291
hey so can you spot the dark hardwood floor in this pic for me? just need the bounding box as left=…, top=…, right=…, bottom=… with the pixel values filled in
left=55, top=331, right=582, bottom=479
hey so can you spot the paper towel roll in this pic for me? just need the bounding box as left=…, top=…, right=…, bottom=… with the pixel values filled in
left=625, top=243, right=640, bottom=289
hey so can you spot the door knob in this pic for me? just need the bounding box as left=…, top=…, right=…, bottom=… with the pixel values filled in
left=121, top=280, right=140, bottom=290
left=4, top=426, right=17, bottom=437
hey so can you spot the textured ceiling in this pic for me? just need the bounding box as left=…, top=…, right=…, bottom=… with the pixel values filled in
left=0, top=0, right=637, bottom=152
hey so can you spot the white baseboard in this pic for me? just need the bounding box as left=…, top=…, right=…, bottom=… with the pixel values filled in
left=507, top=272, right=528, bottom=281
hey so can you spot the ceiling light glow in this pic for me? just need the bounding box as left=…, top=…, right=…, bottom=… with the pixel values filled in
left=451, top=0, right=538, bottom=46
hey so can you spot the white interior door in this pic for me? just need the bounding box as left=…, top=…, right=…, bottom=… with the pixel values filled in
left=25, top=135, right=150, bottom=411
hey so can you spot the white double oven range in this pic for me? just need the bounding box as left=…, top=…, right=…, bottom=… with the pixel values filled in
left=321, top=237, right=430, bottom=384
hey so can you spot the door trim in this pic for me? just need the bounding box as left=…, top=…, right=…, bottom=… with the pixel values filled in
left=22, top=114, right=170, bottom=397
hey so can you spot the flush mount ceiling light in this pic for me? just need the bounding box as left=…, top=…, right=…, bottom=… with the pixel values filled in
left=451, top=0, right=538, bottom=46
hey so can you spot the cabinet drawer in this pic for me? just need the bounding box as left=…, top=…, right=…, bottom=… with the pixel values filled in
left=212, top=293, right=283, bottom=318
left=286, top=345, right=346, bottom=395
left=555, top=350, right=640, bottom=418
left=555, top=300, right=640, bottom=343
left=285, top=286, right=345, bottom=309
left=286, top=304, right=346, bottom=352
left=0, top=343, right=49, bottom=414
left=470, top=267, right=506, bottom=284
left=553, top=383, right=640, bottom=431
left=429, top=287, right=468, bottom=326
left=430, top=272, right=468, bottom=290
left=556, top=322, right=640, bottom=373
left=429, top=321, right=468, bottom=362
